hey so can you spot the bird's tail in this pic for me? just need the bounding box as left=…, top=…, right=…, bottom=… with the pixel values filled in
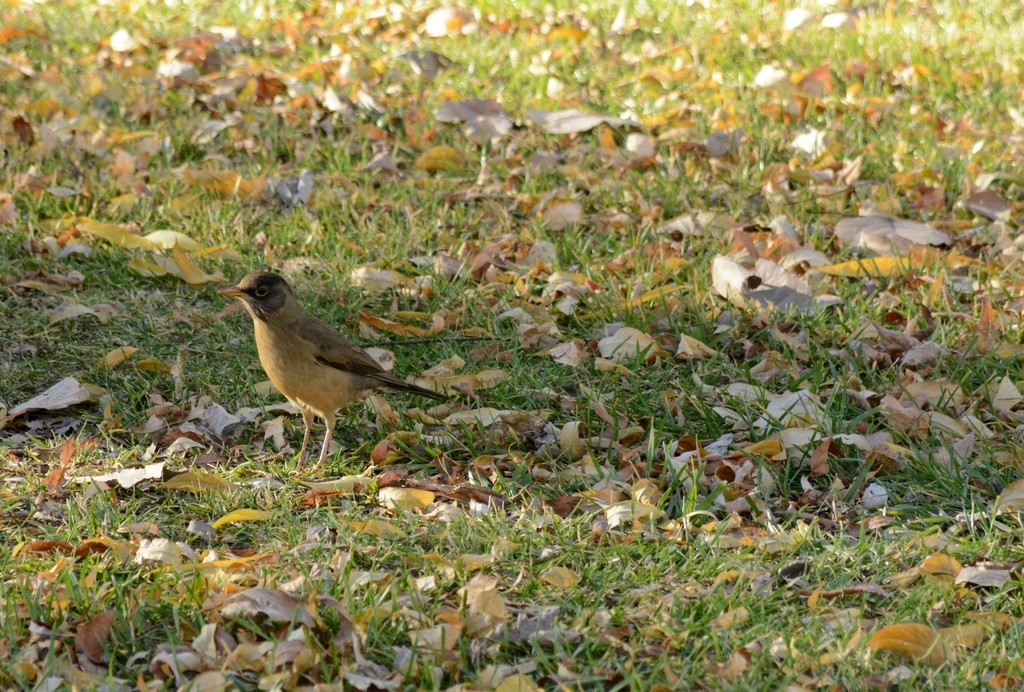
left=379, top=374, right=447, bottom=401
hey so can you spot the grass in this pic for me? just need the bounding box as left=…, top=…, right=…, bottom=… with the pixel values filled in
left=2, top=0, right=1024, bottom=688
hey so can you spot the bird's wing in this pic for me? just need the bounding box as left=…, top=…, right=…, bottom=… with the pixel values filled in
left=297, top=318, right=388, bottom=379
left=298, top=315, right=446, bottom=401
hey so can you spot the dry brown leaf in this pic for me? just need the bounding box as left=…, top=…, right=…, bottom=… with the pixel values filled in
left=7, top=376, right=93, bottom=419
left=411, top=623, right=462, bottom=654
left=218, top=588, right=316, bottom=627
left=675, top=334, right=716, bottom=359
left=48, top=301, right=117, bottom=324
left=597, top=327, right=667, bottom=363
left=712, top=607, right=750, bottom=629
left=996, top=479, right=1024, bottom=512
left=526, top=109, right=641, bottom=134
left=75, top=610, right=116, bottom=664
left=955, top=565, right=1012, bottom=588
left=540, top=200, right=583, bottom=230
left=436, top=98, right=513, bottom=141
left=351, top=266, right=412, bottom=292
left=73, top=462, right=166, bottom=489
left=834, top=217, right=951, bottom=254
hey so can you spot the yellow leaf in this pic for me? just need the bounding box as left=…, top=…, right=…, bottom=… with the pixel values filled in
left=540, top=565, right=580, bottom=588
left=807, top=583, right=822, bottom=609
left=921, top=553, right=962, bottom=578
left=964, top=612, right=1017, bottom=629
left=170, top=245, right=224, bottom=285
left=495, top=674, right=543, bottom=692
left=143, top=230, right=203, bottom=250
left=302, top=476, right=367, bottom=493
left=815, top=256, right=911, bottom=278
left=97, top=346, right=138, bottom=369
left=868, top=623, right=953, bottom=666
left=184, top=169, right=264, bottom=198
left=415, top=145, right=465, bottom=172
left=624, top=284, right=685, bottom=310
left=456, top=553, right=493, bottom=570
left=741, top=439, right=785, bottom=458
left=547, top=26, right=587, bottom=42
left=379, top=487, right=435, bottom=510
left=108, top=193, right=137, bottom=214
left=345, top=519, right=407, bottom=538
left=135, top=357, right=173, bottom=375
left=77, top=217, right=156, bottom=249
left=939, top=623, right=988, bottom=649
left=166, top=551, right=274, bottom=572
left=168, top=194, right=201, bottom=214
left=162, top=472, right=233, bottom=492
left=127, top=258, right=168, bottom=277
left=210, top=509, right=273, bottom=529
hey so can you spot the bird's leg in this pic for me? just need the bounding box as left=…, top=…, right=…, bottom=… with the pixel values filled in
left=314, top=412, right=336, bottom=470
left=297, top=407, right=315, bottom=468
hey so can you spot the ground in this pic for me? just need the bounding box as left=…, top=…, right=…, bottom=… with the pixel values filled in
left=2, top=0, right=1024, bottom=689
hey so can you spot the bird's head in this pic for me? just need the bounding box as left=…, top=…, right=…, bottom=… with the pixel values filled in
left=219, top=272, right=294, bottom=321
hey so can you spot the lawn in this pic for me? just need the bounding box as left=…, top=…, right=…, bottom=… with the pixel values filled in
left=2, top=0, right=1024, bottom=688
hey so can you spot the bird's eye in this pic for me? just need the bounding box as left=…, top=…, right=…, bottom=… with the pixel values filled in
left=255, top=285, right=269, bottom=297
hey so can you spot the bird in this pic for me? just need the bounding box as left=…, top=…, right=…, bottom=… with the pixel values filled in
left=219, top=271, right=446, bottom=469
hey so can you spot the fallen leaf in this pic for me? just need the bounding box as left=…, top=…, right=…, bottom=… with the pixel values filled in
left=423, top=7, right=477, bottom=36
left=415, top=145, right=465, bottom=172
left=218, top=588, right=316, bottom=627
left=134, top=537, right=183, bottom=566
left=868, top=623, right=953, bottom=666
left=815, top=256, right=912, bottom=278
left=410, top=623, right=462, bottom=654
left=526, top=109, right=641, bottom=134
left=540, top=200, right=583, bottom=230
left=162, top=472, right=234, bottom=492
left=540, top=566, right=580, bottom=588
left=996, top=479, right=1024, bottom=512
left=7, top=376, right=93, bottom=419
left=75, top=610, right=115, bottom=664
left=97, top=346, right=138, bottom=369
left=955, top=565, right=1011, bottom=588
left=676, top=334, right=716, bottom=359
left=597, top=327, right=667, bottom=362
left=712, top=607, right=750, bottom=629
left=833, top=217, right=950, bottom=254
left=74, top=462, right=166, bottom=489
left=379, top=487, right=435, bottom=511
left=210, top=508, right=273, bottom=529
left=436, top=98, right=513, bottom=141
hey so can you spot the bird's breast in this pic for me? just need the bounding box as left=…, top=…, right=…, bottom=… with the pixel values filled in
left=253, top=319, right=367, bottom=416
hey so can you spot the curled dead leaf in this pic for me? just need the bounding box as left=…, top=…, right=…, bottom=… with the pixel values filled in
left=868, top=623, right=953, bottom=666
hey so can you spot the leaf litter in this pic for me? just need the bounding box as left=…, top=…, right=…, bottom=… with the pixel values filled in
left=2, top=1, right=1024, bottom=689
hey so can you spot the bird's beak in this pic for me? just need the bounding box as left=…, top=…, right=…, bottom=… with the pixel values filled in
left=219, top=286, right=246, bottom=299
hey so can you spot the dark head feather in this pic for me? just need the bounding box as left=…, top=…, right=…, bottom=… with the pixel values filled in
left=222, top=272, right=293, bottom=321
